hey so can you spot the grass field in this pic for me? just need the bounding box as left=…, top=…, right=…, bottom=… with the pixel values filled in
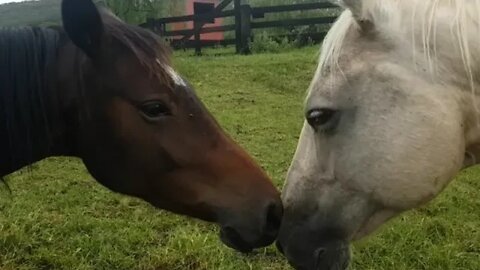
left=1, top=47, right=479, bottom=270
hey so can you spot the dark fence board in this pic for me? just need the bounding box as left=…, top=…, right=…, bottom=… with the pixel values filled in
left=151, top=10, right=235, bottom=24
left=252, top=2, right=337, bottom=18
left=163, top=24, right=236, bottom=37
left=171, top=39, right=236, bottom=49
left=251, top=16, right=337, bottom=29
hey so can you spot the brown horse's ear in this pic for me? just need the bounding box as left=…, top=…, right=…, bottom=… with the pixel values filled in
left=61, top=0, right=104, bottom=58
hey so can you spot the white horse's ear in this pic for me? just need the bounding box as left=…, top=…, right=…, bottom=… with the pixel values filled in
left=338, top=0, right=363, bottom=17
left=332, top=0, right=374, bottom=31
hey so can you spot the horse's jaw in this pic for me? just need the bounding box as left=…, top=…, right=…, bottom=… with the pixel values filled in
left=462, top=93, right=480, bottom=168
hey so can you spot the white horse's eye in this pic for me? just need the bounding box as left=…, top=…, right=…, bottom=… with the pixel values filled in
left=306, top=109, right=338, bottom=131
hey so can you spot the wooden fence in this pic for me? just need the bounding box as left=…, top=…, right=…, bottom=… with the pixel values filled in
left=140, top=0, right=339, bottom=55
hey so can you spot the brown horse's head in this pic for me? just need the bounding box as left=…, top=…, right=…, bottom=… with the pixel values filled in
left=59, top=0, right=282, bottom=252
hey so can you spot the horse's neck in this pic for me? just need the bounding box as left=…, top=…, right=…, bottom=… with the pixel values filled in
left=0, top=27, right=76, bottom=177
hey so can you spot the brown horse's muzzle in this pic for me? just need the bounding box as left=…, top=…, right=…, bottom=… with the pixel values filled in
left=203, top=141, right=283, bottom=252
left=218, top=193, right=283, bottom=252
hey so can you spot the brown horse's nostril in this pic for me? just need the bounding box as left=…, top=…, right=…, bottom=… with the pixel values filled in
left=264, top=200, right=283, bottom=234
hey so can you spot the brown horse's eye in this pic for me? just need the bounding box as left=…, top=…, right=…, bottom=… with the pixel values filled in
left=139, top=101, right=171, bottom=120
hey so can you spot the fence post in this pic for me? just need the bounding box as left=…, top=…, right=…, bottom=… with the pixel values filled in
left=194, top=19, right=202, bottom=55
left=159, top=23, right=166, bottom=36
left=145, top=18, right=154, bottom=31
left=240, top=4, right=252, bottom=54
left=234, top=0, right=242, bottom=53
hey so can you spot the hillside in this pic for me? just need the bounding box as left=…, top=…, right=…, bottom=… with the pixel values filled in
left=0, top=0, right=177, bottom=27
left=0, top=0, right=61, bottom=27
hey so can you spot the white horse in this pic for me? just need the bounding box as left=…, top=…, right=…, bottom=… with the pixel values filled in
left=276, top=0, right=480, bottom=269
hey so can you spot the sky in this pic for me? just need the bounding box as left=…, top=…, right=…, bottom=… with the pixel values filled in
left=0, top=0, right=34, bottom=4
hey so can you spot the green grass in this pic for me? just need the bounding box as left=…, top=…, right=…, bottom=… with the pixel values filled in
left=1, top=47, right=479, bottom=270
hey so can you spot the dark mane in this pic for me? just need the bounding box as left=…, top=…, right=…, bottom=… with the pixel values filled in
left=0, top=11, right=172, bottom=176
left=0, top=27, right=60, bottom=174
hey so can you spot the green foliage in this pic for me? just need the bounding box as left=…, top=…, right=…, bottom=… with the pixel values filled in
left=249, top=29, right=317, bottom=54
left=250, top=32, right=293, bottom=53
left=99, top=0, right=185, bottom=25
left=1, top=47, right=480, bottom=269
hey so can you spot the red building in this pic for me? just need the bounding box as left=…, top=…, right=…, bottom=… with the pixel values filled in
left=172, top=0, right=224, bottom=41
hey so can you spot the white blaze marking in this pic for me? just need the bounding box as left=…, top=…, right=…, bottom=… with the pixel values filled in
left=156, top=59, right=187, bottom=87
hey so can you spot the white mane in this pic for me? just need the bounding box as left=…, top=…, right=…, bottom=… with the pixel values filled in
left=317, top=0, right=480, bottom=97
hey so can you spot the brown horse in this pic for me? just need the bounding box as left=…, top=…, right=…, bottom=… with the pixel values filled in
left=0, top=0, right=282, bottom=252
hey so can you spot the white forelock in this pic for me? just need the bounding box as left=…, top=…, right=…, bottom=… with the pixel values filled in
left=320, top=0, right=480, bottom=97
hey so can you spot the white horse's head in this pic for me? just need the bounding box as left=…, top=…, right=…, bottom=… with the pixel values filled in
left=277, top=0, right=480, bottom=269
